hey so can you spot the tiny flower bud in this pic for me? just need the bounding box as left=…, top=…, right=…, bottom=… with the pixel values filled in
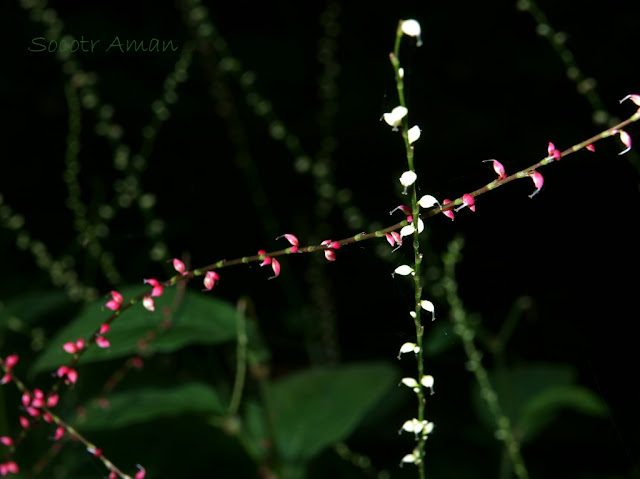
left=398, top=67, right=405, bottom=79
left=401, top=19, right=423, bottom=46
left=47, top=394, right=59, bottom=408
left=54, top=426, right=65, bottom=440
left=96, top=336, right=110, bottom=349
left=394, top=265, right=414, bottom=276
left=407, top=125, right=421, bottom=144
left=99, top=324, right=110, bottom=335
left=5, top=355, right=19, bottom=370
left=586, top=144, right=595, bottom=152
left=172, top=258, right=186, bottom=274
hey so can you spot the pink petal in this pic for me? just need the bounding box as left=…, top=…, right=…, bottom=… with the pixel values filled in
left=96, top=336, right=110, bottom=349
left=271, top=258, right=281, bottom=277
left=142, top=296, right=155, bottom=311
left=172, top=258, right=186, bottom=274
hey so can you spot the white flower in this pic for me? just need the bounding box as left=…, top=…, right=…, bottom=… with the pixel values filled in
left=401, top=19, right=423, bottom=46
left=420, top=300, right=435, bottom=314
left=398, top=342, right=420, bottom=359
left=394, top=265, right=414, bottom=276
left=400, top=418, right=433, bottom=437
left=421, top=374, right=435, bottom=392
left=407, top=125, right=421, bottom=144
left=400, top=224, right=415, bottom=237
left=383, top=106, right=408, bottom=130
left=398, top=67, right=405, bottom=79
left=401, top=453, right=417, bottom=465
left=401, top=377, right=419, bottom=388
left=418, top=195, right=439, bottom=209
left=399, top=170, right=417, bottom=187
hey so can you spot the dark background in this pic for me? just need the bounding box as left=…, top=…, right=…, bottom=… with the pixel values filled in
left=1, top=1, right=639, bottom=478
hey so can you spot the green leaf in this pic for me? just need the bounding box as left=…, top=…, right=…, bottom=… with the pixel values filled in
left=31, top=285, right=247, bottom=374
left=266, top=361, right=398, bottom=463
left=0, top=290, right=69, bottom=331
left=472, top=363, right=607, bottom=444
left=79, top=382, right=225, bottom=430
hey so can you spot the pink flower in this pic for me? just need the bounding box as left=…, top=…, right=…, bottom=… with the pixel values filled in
left=99, top=323, right=110, bottom=335
left=19, top=416, right=29, bottom=429
left=548, top=142, right=562, bottom=160
left=257, top=250, right=272, bottom=266
left=203, top=271, right=220, bottom=290
left=142, top=296, right=155, bottom=312
left=96, top=336, right=110, bottom=349
left=483, top=159, right=506, bottom=180
left=442, top=199, right=455, bottom=221
left=529, top=171, right=544, bottom=198
left=144, top=279, right=163, bottom=297
left=455, top=194, right=475, bottom=212
left=21, top=392, right=31, bottom=407
left=62, top=338, right=85, bottom=354
left=56, top=366, right=78, bottom=384
left=270, top=258, right=281, bottom=279
left=0, top=461, right=18, bottom=476
left=0, top=374, right=10, bottom=385
left=172, top=258, right=187, bottom=275
left=586, top=144, right=595, bottom=152
left=613, top=129, right=632, bottom=155
left=54, top=426, right=65, bottom=440
left=4, top=355, right=19, bottom=370
left=620, top=94, right=640, bottom=108
left=385, top=231, right=402, bottom=248
left=277, top=234, right=299, bottom=253
left=0, top=436, right=13, bottom=447
left=105, top=291, right=123, bottom=311
left=321, top=240, right=340, bottom=261
left=135, top=465, right=146, bottom=479
left=47, top=394, right=59, bottom=408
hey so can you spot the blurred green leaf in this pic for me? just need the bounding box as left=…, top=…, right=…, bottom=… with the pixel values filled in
left=31, top=285, right=247, bottom=374
left=267, top=361, right=398, bottom=463
left=472, top=363, right=607, bottom=444
left=0, top=290, right=69, bottom=330
left=423, top=320, right=457, bottom=356
left=80, top=382, right=225, bottom=430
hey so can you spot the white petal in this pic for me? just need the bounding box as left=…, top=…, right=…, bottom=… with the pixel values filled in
left=400, top=225, right=415, bottom=237
left=401, top=377, right=419, bottom=388
left=418, top=195, right=439, bottom=209
left=398, top=67, right=405, bottom=79
left=417, top=218, right=424, bottom=233
left=408, top=125, right=421, bottom=144
left=420, top=300, right=434, bottom=312
left=401, top=19, right=421, bottom=37
left=399, top=170, right=417, bottom=187
left=421, top=375, right=434, bottom=388
left=394, top=265, right=414, bottom=276
left=401, top=453, right=416, bottom=464
left=399, top=342, right=417, bottom=354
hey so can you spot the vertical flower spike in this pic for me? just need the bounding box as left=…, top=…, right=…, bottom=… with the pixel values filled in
left=105, top=290, right=123, bottom=311
left=401, top=19, right=423, bottom=46
left=383, top=106, right=408, bottom=130
left=529, top=171, right=544, bottom=198
left=548, top=142, right=562, bottom=160
left=483, top=159, right=507, bottom=180
left=442, top=199, right=455, bottom=221
left=455, top=194, right=475, bottom=212
left=204, top=271, right=220, bottom=290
